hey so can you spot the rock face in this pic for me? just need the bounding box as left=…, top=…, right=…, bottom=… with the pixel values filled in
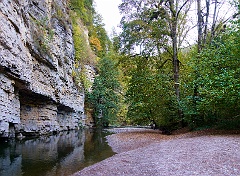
left=0, top=0, right=86, bottom=138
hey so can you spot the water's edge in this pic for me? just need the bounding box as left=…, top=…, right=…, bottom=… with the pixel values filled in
left=0, top=128, right=115, bottom=176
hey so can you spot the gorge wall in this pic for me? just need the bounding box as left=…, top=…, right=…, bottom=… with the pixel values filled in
left=0, top=0, right=91, bottom=138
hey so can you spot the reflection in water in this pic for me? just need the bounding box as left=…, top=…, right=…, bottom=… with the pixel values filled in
left=0, top=129, right=115, bottom=176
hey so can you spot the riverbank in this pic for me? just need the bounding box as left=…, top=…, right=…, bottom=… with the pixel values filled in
left=73, top=128, right=240, bottom=176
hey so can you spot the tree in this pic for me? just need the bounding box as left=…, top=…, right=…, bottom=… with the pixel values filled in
left=125, top=55, right=178, bottom=129
left=118, top=0, right=193, bottom=123
left=197, top=0, right=234, bottom=49
left=166, top=0, right=193, bottom=110
left=185, top=0, right=238, bottom=128
left=197, top=23, right=239, bottom=128
left=89, top=13, right=112, bottom=57
left=182, top=1, right=240, bottom=128
left=87, top=57, right=121, bottom=127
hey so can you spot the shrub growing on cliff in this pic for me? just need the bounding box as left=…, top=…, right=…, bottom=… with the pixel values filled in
left=69, top=0, right=94, bottom=26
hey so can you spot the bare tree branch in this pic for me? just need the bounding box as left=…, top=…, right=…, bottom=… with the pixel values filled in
left=176, top=0, right=191, bottom=18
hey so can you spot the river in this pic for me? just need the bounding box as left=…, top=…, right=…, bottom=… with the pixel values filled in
left=0, top=129, right=115, bottom=176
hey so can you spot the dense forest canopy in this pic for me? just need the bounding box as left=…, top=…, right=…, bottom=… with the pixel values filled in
left=72, top=0, right=240, bottom=131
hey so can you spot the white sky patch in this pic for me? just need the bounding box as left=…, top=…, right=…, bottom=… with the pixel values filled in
left=94, top=0, right=235, bottom=47
left=94, top=0, right=122, bottom=36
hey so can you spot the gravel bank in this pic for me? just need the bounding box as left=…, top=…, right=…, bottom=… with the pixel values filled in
left=73, top=128, right=240, bottom=176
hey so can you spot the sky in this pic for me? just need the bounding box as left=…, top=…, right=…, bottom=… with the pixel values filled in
left=94, top=0, right=122, bottom=36
left=93, top=0, right=234, bottom=45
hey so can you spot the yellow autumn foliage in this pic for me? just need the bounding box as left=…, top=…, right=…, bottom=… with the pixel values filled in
left=90, top=36, right=102, bottom=51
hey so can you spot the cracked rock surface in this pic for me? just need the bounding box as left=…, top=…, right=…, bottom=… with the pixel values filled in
left=0, top=0, right=96, bottom=137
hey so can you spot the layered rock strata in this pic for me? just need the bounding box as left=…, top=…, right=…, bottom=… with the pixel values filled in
left=0, top=0, right=85, bottom=138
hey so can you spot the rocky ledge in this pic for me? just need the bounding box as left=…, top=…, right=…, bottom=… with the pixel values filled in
left=0, top=0, right=86, bottom=138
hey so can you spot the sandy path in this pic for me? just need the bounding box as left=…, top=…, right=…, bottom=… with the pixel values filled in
left=73, top=128, right=240, bottom=176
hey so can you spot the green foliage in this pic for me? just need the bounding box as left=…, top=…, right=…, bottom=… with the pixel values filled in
left=87, top=57, right=121, bottom=127
left=89, top=13, right=112, bottom=57
left=118, top=0, right=169, bottom=56
left=70, top=3, right=97, bottom=91
left=69, top=0, right=94, bottom=26
left=124, top=56, right=179, bottom=129
left=182, top=16, right=240, bottom=129
left=117, top=0, right=194, bottom=130
left=80, top=67, right=92, bottom=91
left=118, top=0, right=191, bottom=56
left=69, top=0, right=239, bottom=131
left=71, top=14, right=96, bottom=90
left=72, top=17, right=95, bottom=65
left=69, top=1, right=111, bottom=91
left=72, top=66, right=92, bottom=91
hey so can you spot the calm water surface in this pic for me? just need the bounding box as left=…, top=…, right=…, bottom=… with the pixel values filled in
left=0, top=129, right=115, bottom=176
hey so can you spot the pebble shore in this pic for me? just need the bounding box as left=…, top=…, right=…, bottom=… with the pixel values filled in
left=73, top=128, right=240, bottom=176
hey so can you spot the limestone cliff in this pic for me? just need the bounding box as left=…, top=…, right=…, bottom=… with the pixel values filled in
left=0, top=0, right=91, bottom=137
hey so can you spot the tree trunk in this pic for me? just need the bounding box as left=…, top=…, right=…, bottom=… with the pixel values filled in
left=203, top=0, right=210, bottom=46
left=168, top=0, right=185, bottom=123
left=197, top=0, right=202, bottom=52
left=172, top=21, right=180, bottom=101
left=210, top=0, right=218, bottom=43
left=169, top=0, right=180, bottom=101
